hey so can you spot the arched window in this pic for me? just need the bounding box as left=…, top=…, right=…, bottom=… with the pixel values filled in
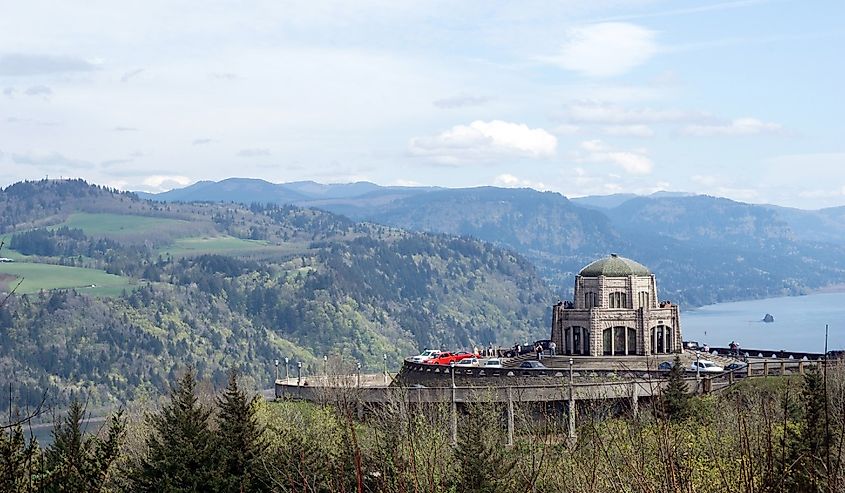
left=613, top=327, right=626, bottom=355
left=638, top=291, right=650, bottom=309
left=564, top=327, right=571, bottom=353
left=651, top=325, right=672, bottom=354
left=609, top=292, right=627, bottom=308
left=583, top=328, right=590, bottom=354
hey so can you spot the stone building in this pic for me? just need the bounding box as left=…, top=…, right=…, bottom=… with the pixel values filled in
left=551, top=254, right=682, bottom=356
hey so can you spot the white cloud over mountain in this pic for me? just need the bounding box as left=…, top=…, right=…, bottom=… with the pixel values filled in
left=410, top=120, right=557, bottom=165
left=577, top=140, right=653, bottom=175
left=538, top=23, right=658, bottom=77
left=682, top=117, right=783, bottom=137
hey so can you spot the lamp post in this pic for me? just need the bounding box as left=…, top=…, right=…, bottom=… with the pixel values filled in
left=284, top=357, right=289, bottom=382
left=274, top=359, right=279, bottom=382
left=450, top=360, right=456, bottom=389
left=695, top=351, right=701, bottom=382
left=383, top=353, right=388, bottom=384
left=323, top=355, right=328, bottom=381
left=297, top=361, right=302, bottom=386
left=569, top=358, right=574, bottom=385
left=356, top=362, right=361, bottom=388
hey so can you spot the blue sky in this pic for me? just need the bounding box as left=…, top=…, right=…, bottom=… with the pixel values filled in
left=1, top=0, right=843, bottom=208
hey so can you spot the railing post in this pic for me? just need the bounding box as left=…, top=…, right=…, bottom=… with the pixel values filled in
left=780, top=361, right=786, bottom=376
left=507, top=387, right=514, bottom=447
left=728, top=370, right=734, bottom=385
left=747, top=362, right=752, bottom=378
left=799, top=361, right=805, bottom=375
left=763, top=361, right=769, bottom=378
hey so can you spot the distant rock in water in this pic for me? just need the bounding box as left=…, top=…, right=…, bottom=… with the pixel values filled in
left=762, top=313, right=775, bottom=323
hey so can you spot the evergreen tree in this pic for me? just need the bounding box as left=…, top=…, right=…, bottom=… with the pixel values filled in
left=796, top=365, right=830, bottom=491
left=660, top=355, right=690, bottom=421
left=43, top=400, right=125, bottom=492
left=0, top=422, right=41, bottom=493
left=455, top=404, right=512, bottom=493
left=214, top=369, right=269, bottom=492
left=131, top=367, right=217, bottom=492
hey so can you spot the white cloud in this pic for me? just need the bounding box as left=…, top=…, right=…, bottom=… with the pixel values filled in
left=538, top=23, right=658, bottom=77
left=237, top=148, right=271, bottom=157
left=493, top=173, right=548, bottom=190
left=552, top=124, right=580, bottom=135
left=682, top=117, right=782, bottom=137
left=409, top=120, right=557, bottom=164
left=560, top=101, right=710, bottom=124
left=603, top=124, right=654, bottom=138
left=141, top=175, right=192, bottom=192
left=576, top=139, right=653, bottom=174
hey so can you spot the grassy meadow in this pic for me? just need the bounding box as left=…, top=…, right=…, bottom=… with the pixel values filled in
left=0, top=261, right=135, bottom=296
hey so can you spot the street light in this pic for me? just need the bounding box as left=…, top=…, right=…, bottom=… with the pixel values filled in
left=284, top=357, right=289, bottom=382
left=274, top=359, right=279, bottom=382
left=695, top=351, right=701, bottom=382
left=297, top=361, right=303, bottom=387
left=383, top=353, right=388, bottom=384
left=569, top=357, right=574, bottom=385
left=323, top=355, right=328, bottom=380
left=356, top=362, right=362, bottom=388
left=450, top=360, right=456, bottom=389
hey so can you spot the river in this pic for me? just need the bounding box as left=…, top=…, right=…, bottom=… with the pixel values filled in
left=683, top=291, right=845, bottom=353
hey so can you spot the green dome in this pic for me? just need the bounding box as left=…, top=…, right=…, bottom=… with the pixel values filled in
left=578, top=254, right=651, bottom=277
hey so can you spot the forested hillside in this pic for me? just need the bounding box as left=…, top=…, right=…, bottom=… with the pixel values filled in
left=0, top=179, right=552, bottom=413
left=143, top=179, right=845, bottom=307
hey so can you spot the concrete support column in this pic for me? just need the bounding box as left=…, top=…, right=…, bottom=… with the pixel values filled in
left=630, top=382, right=639, bottom=417
left=568, top=376, right=576, bottom=441
left=507, top=387, right=514, bottom=447
left=450, top=387, right=457, bottom=446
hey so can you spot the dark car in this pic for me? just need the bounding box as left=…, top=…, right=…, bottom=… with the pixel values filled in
left=533, top=339, right=552, bottom=351
left=519, top=361, right=547, bottom=369
left=724, top=362, right=748, bottom=374
left=657, top=361, right=674, bottom=371
left=503, top=343, right=536, bottom=358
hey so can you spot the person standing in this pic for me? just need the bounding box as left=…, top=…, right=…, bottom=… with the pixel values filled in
left=549, top=341, right=557, bottom=356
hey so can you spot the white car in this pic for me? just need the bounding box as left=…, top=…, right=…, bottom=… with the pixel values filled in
left=482, top=358, right=503, bottom=368
left=456, top=357, right=479, bottom=366
left=410, top=349, right=441, bottom=363
left=689, top=360, right=724, bottom=373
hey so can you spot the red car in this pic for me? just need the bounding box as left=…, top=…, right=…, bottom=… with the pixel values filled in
left=426, top=351, right=479, bottom=365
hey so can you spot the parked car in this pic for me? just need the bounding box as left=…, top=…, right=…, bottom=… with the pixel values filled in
left=483, top=358, right=503, bottom=368
left=503, top=343, right=535, bottom=358
left=688, top=359, right=724, bottom=373
left=724, top=361, right=748, bottom=373
left=427, top=351, right=478, bottom=365
left=683, top=340, right=701, bottom=351
left=519, top=360, right=547, bottom=369
left=657, top=361, right=674, bottom=371
left=410, top=349, right=442, bottom=363
left=456, top=357, right=479, bottom=366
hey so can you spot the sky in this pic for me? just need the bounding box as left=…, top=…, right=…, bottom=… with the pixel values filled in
left=1, top=0, right=843, bottom=208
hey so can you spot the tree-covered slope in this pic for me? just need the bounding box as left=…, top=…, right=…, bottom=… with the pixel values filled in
left=0, top=179, right=553, bottom=412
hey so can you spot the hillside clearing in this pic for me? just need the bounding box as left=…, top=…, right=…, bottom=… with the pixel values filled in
left=156, top=235, right=307, bottom=257
left=0, top=262, right=135, bottom=296
left=59, top=212, right=202, bottom=238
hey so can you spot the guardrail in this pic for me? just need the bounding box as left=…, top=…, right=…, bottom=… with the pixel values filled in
left=695, top=347, right=826, bottom=361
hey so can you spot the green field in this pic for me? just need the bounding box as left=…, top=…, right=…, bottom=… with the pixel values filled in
left=0, top=234, right=29, bottom=261
left=60, top=212, right=194, bottom=236
left=156, top=235, right=306, bottom=257
left=0, top=262, right=135, bottom=297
